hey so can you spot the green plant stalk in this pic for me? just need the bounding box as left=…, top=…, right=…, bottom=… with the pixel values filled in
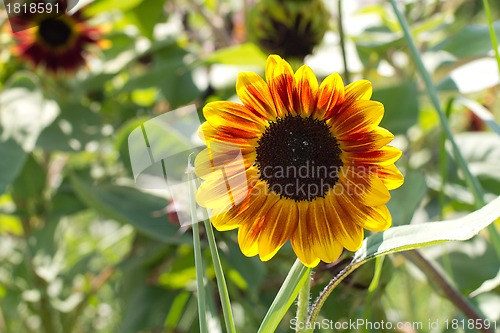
left=193, top=177, right=236, bottom=333
left=187, top=156, right=209, bottom=333
left=388, top=0, right=500, bottom=259
left=337, top=0, right=351, bottom=83
left=308, top=261, right=358, bottom=324
left=361, top=255, right=385, bottom=332
left=296, top=270, right=311, bottom=333
left=482, top=0, right=500, bottom=76
left=439, top=99, right=455, bottom=280
left=404, top=251, right=494, bottom=333
left=259, top=260, right=310, bottom=333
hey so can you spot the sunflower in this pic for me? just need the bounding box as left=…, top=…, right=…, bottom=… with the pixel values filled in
left=247, top=0, right=329, bottom=61
left=11, top=1, right=102, bottom=74
left=195, top=55, right=404, bottom=268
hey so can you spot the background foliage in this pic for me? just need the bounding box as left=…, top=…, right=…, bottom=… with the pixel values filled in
left=0, top=0, right=500, bottom=332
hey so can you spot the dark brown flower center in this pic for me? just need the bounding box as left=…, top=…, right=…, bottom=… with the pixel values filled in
left=38, top=18, right=72, bottom=47
left=255, top=115, right=343, bottom=201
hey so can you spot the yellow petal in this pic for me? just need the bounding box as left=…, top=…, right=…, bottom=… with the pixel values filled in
left=307, top=199, right=344, bottom=263
left=236, top=72, right=277, bottom=120
left=343, top=145, right=402, bottom=167
left=330, top=100, right=384, bottom=138
left=293, top=65, right=318, bottom=117
left=325, top=191, right=364, bottom=252
left=266, top=56, right=295, bottom=117
left=376, top=164, right=404, bottom=190
left=290, top=201, right=321, bottom=267
left=339, top=127, right=394, bottom=153
left=335, top=191, right=392, bottom=232
left=316, top=73, right=345, bottom=119
left=338, top=168, right=391, bottom=207
left=344, top=80, right=372, bottom=105
left=204, top=101, right=266, bottom=133
left=258, top=199, right=298, bottom=261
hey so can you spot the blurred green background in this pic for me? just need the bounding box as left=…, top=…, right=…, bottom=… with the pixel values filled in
left=1, top=0, right=500, bottom=332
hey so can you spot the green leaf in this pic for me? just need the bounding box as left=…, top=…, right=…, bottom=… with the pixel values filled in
left=258, top=259, right=310, bottom=333
left=433, top=20, right=500, bottom=58
left=0, top=137, right=27, bottom=196
left=69, top=174, right=191, bottom=244
left=11, top=154, right=46, bottom=202
left=127, top=0, right=166, bottom=39
left=373, top=81, right=419, bottom=135
left=36, top=101, right=102, bottom=152
left=454, top=132, right=500, bottom=196
left=308, top=196, right=500, bottom=323
left=86, top=0, right=144, bottom=16
left=354, top=195, right=500, bottom=265
left=205, top=43, right=267, bottom=67
left=386, top=171, right=427, bottom=226
left=118, top=285, right=173, bottom=333
left=122, top=42, right=201, bottom=108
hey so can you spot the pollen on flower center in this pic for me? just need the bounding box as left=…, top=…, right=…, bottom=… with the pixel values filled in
left=255, top=115, right=343, bottom=201
left=38, top=18, right=72, bottom=47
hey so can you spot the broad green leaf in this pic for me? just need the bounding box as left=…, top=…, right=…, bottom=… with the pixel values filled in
left=11, top=154, right=46, bottom=202
left=36, top=101, right=102, bottom=152
left=128, top=0, right=166, bottom=39
left=308, top=196, right=500, bottom=323
left=0, top=78, right=56, bottom=194
left=86, top=0, right=144, bottom=16
left=0, top=137, right=27, bottom=196
left=205, top=43, right=267, bottom=67
left=435, top=239, right=499, bottom=294
left=118, top=285, right=173, bottom=333
left=373, top=81, right=419, bottom=135
left=70, top=174, right=191, bottom=244
left=354, top=195, right=500, bottom=265
left=454, top=132, right=500, bottom=196
left=122, top=42, right=201, bottom=108
left=432, top=20, right=500, bottom=58
left=258, top=259, right=309, bottom=333
left=386, top=171, right=427, bottom=226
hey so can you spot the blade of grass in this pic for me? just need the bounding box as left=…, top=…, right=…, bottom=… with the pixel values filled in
left=259, top=259, right=310, bottom=333
left=482, top=0, right=500, bottom=76
left=388, top=0, right=500, bottom=259
left=192, top=176, right=236, bottom=333
left=187, top=154, right=208, bottom=333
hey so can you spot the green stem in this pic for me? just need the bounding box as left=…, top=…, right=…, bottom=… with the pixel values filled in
left=187, top=155, right=208, bottom=333
left=361, top=256, right=385, bottom=332
left=308, top=261, right=358, bottom=324
left=193, top=177, right=236, bottom=333
left=482, top=0, right=500, bottom=76
left=296, top=270, right=311, bottom=333
left=404, top=251, right=494, bottom=333
left=337, top=0, right=351, bottom=83
left=388, top=0, right=500, bottom=259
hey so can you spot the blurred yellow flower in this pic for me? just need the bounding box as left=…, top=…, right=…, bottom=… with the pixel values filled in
left=196, top=55, right=404, bottom=267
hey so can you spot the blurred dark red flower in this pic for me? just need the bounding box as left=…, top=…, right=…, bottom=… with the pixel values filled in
left=11, top=1, right=103, bottom=74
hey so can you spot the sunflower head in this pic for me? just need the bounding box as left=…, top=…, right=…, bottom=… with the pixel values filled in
left=11, top=1, right=103, bottom=75
left=195, top=55, right=404, bottom=268
left=247, top=0, right=329, bottom=62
